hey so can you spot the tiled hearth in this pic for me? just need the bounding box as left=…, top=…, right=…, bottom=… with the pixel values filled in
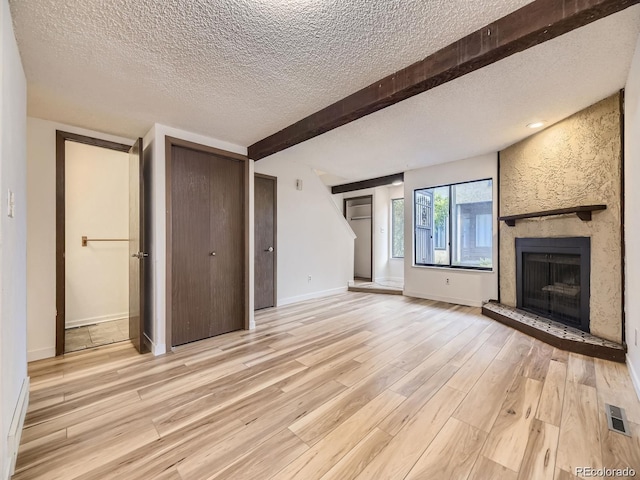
left=482, top=301, right=625, bottom=362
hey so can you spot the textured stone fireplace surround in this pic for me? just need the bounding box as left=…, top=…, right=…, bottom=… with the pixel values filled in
left=499, top=93, right=622, bottom=343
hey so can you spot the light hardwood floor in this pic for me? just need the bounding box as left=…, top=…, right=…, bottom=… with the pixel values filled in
left=16, top=293, right=640, bottom=479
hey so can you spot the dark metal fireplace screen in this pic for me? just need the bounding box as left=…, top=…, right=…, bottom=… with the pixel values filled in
left=516, top=237, right=590, bottom=332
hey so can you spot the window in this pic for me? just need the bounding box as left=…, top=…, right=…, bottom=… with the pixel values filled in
left=414, top=179, right=493, bottom=269
left=475, top=214, right=492, bottom=248
left=391, top=198, right=404, bottom=258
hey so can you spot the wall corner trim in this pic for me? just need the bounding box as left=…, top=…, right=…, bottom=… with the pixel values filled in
left=146, top=334, right=167, bottom=356
left=627, top=354, right=640, bottom=402
left=6, top=377, right=30, bottom=477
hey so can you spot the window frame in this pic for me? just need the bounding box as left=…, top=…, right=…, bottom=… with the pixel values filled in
left=413, top=178, right=493, bottom=271
left=390, top=197, right=404, bottom=259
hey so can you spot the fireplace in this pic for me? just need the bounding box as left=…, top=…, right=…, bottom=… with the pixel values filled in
left=516, top=237, right=591, bottom=332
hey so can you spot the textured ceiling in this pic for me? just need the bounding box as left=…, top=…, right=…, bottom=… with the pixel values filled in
left=9, top=1, right=640, bottom=182
left=10, top=0, right=536, bottom=144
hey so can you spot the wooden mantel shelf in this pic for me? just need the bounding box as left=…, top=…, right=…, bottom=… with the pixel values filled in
left=499, top=205, right=606, bottom=227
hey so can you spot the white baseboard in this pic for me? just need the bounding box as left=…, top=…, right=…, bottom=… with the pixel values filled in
left=375, top=276, right=404, bottom=284
left=146, top=334, right=166, bottom=356
left=403, top=290, right=483, bottom=307
left=6, top=377, right=29, bottom=478
left=65, top=311, right=128, bottom=329
left=278, top=286, right=348, bottom=307
left=27, top=347, right=56, bottom=362
left=627, top=354, right=640, bottom=402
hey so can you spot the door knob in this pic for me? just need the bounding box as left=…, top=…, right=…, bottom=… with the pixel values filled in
left=131, top=252, right=149, bottom=259
left=210, top=252, right=216, bottom=256
left=265, top=246, right=274, bottom=252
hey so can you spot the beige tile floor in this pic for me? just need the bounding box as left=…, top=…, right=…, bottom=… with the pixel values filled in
left=65, top=318, right=129, bottom=353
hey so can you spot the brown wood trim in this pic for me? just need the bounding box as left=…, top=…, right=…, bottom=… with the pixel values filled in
left=166, top=136, right=248, bottom=162
left=481, top=304, right=626, bottom=363
left=165, top=136, right=250, bottom=351
left=248, top=0, right=640, bottom=160
left=55, top=132, right=65, bottom=356
left=244, top=152, right=250, bottom=329
left=499, top=205, right=607, bottom=226
left=343, top=195, right=374, bottom=282
left=255, top=173, right=278, bottom=308
left=55, top=130, right=132, bottom=356
left=619, top=88, right=626, bottom=344
left=143, top=334, right=152, bottom=354
left=496, top=151, right=501, bottom=304
left=331, top=173, right=403, bottom=195
left=165, top=136, right=173, bottom=351
left=58, top=131, right=131, bottom=152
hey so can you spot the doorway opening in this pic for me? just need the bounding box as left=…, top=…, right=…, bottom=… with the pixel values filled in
left=56, top=131, right=146, bottom=355
left=344, top=195, right=373, bottom=281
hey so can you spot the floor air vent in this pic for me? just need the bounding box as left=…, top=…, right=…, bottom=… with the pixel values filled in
left=605, top=404, right=631, bottom=437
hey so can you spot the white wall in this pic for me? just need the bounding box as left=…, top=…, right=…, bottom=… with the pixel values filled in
left=65, top=142, right=129, bottom=328
left=625, top=33, right=640, bottom=399
left=386, top=185, right=404, bottom=282
left=255, top=157, right=355, bottom=305
left=145, top=124, right=252, bottom=354
left=403, top=153, right=498, bottom=306
left=26, top=118, right=132, bottom=361
left=342, top=184, right=405, bottom=284
left=1, top=0, right=28, bottom=477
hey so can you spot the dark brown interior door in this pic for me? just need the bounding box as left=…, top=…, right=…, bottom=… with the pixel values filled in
left=128, top=137, right=146, bottom=353
left=171, top=145, right=245, bottom=346
left=209, top=155, right=245, bottom=335
left=254, top=174, right=277, bottom=310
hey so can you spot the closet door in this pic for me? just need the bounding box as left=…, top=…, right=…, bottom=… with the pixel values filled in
left=208, top=155, right=245, bottom=337
left=171, top=146, right=213, bottom=346
left=170, top=144, right=245, bottom=346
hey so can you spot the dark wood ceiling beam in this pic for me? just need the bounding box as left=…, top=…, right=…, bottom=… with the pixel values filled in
left=331, top=173, right=404, bottom=194
left=249, top=0, right=639, bottom=160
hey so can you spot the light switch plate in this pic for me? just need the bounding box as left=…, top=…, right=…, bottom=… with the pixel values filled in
left=7, top=190, right=15, bottom=218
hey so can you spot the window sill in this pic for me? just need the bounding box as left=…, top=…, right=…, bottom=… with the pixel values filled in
left=411, top=264, right=494, bottom=273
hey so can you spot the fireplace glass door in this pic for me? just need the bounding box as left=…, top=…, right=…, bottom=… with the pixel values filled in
left=521, top=253, right=581, bottom=326
left=516, top=237, right=590, bottom=332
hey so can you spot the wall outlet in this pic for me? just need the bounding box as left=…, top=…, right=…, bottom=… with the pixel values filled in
left=308, top=275, right=312, bottom=283
left=446, top=278, right=450, bottom=285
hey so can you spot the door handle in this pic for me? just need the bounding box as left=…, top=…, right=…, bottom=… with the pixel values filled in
left=210, top=252, right=216, bottom=256
left=131, top=252, right=149, bottom=259
left=265, top=247, right=274, bottom=252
